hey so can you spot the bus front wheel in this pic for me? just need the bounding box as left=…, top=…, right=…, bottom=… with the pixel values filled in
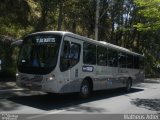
left=79, top=80, right=91, bottom=98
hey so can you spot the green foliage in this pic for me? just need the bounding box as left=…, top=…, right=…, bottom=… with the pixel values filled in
left=134, top=0, right=160, bottom=31
left=0, top=0, right=160, bottom=77
left=133, top=0, right=160, bottom=76
left=0, top=0, right=33, bottom=38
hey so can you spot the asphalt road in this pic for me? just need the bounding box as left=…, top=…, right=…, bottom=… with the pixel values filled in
left=0, top=79, right=160, bottom=120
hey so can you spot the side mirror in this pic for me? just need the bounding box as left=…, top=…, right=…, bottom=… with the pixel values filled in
left=11, top=40, right=23, bottom=47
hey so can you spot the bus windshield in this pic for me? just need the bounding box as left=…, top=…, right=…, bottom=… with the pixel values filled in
left=18, top=34, right=62, bottom=74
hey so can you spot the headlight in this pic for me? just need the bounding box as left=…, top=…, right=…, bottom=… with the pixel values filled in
left=46, top=77, right=54, bottom=81
left=46, top=75, right=55, bottom=81
left=49, top=77, right=53, bottom=80
left=16, top=73, right=19, bottom=77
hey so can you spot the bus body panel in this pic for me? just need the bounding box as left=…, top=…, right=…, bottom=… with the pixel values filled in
left=16, top=31, right=145, bottom=94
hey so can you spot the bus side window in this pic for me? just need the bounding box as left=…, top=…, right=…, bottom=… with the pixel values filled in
left=83, top=42, right=96, bottom=65
left=118, top=52, right=126, bottom=68
left=69, top=43, right=81, bottom=67
left=133, top=56, right=139, bottom=69
left=97, top=46, right=108, bottom=66
left=127, top=54, right=134, bottom=68
left=60, top=41, right=70, bottom=71
left=108, top=49, right=118, bottom=67
left=60, top=41, right=81, bottom=71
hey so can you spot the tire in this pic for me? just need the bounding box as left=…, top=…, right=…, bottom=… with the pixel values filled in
left=125, top=79, right=132, bottom=92
left=79, top=80, right=91, bottom=98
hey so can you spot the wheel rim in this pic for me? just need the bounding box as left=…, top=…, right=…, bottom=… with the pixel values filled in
left=81, top=85, right=89, bottom=96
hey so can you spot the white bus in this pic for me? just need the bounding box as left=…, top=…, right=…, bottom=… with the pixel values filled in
left=16, top=31, right=144, bottom=97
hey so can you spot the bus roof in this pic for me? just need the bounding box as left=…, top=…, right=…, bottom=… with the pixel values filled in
left=28, top=31, right=144, bottom=57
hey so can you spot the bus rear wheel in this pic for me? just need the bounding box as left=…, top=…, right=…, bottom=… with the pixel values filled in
left=79, top=80, right=91, bottom=98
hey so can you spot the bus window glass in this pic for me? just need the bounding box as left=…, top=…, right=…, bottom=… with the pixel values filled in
left=127, top=54, right=134, bottom=68
left=118, top=52, right=126, bottom=68
left=60, top=41, right=81, bottom=71
left=134, top=56, right=139, bottom=69
left=69, top=42, right=81, bottom=67
left=83, top=42, right=96, bottom=65
left=97, top=46, right=107, bottom=66
left=17, top=34, right=61, bottom=74
left=60, top=41, right=70, bottom=71
left=108, top=49, right=118, bottom=67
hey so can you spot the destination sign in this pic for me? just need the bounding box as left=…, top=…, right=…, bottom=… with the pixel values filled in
left=36, top=38, right=55, bottom=43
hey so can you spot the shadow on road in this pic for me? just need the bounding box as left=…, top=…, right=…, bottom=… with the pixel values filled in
left=6, top=88, right=143, bottom=112
left=131, top=98, right=160, bottom=111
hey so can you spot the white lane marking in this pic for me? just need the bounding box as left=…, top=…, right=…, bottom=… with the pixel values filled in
left=26, top=110, right=66, bottom=120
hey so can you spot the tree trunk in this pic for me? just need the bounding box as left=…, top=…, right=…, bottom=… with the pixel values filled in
left=57, top=0, right=63, bottom=31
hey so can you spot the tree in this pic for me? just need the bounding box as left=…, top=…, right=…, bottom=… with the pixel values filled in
left=133, top=0, right=160, bottom=76
left=134, top=0, right=160, bottom=31
left=0, top=0, right=159, bottom=77
left=0, top=0, right=32, bottom=38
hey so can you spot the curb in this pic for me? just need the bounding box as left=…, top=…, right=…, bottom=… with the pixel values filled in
left=144, top=79, right=160, bottom=83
